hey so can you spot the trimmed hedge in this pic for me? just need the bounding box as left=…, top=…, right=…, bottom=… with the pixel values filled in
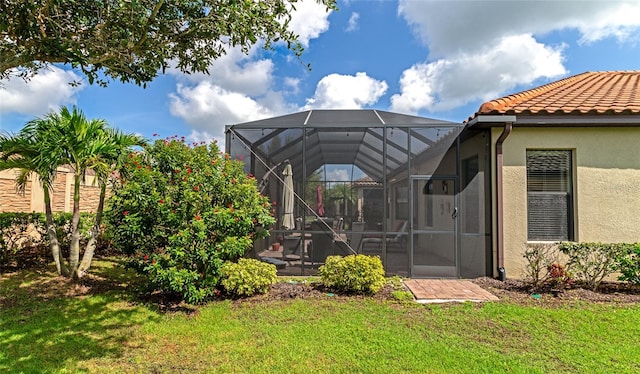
left=0, top=212, right=95, bottom=266
left=559, top=241, right=637, bottom=290
left=319, top=255, right=385, bottom=294
left=220, top=258, right=277, bottom=297
left=617, top=243, right=640, bottom=286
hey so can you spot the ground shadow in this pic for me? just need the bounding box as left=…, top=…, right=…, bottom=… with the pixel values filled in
left=0, top=258, right=161, bottom=372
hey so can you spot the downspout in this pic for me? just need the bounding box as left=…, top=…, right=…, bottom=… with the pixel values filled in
left=495, top=122, right=513, bottom=281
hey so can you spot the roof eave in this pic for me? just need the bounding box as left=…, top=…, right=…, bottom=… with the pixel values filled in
left=468, top=114, right=640, bottom=128
left=513, top=114, right=640, bottom=126
left=467, top=115, right=517, bottom=128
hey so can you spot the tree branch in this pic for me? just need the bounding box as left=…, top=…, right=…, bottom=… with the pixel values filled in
left=136, top=0, right=165, bottom=48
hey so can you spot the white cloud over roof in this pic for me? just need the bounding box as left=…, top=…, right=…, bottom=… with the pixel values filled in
left=391, top=34, right=566, bottom=113
left=167, top=0, right=334, bottom=140
left=398, top=0, right=640, bottom=58
left=168, top=46, right=274, bottom=97
left=392, top=0, right=640, bottom=114
left=303, top=72, right=388, bottom=109
left=168, top=82, right=286, bottom=138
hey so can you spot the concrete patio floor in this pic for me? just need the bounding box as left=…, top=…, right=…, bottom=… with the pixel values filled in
left=404, top=279, right=499, bottom=303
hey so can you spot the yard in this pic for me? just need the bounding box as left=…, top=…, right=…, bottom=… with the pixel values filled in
left=2, top=258, right=640, bottom=373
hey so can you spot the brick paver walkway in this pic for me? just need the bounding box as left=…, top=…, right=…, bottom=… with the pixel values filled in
left=404, top=279, right=499, bottom=303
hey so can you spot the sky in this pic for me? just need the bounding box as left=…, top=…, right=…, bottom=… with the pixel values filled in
left=1, top=0, right=640, bottom=150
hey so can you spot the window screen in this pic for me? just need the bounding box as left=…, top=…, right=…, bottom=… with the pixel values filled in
left=526, top=150, right=573, bottom=241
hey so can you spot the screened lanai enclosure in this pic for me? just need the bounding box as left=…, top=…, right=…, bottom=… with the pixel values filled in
left=226, top=110, right=492, bottom=278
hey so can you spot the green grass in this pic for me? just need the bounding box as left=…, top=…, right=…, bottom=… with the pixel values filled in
left=2, top=260, right=640, bottom=373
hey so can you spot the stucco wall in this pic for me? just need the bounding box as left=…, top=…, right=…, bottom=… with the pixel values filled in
left=491, top=126, right=640, bottom=279
left=0, top=168, right=102, bottom=213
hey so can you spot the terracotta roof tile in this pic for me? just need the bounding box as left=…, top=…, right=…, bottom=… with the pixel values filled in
left=471, top=71, right=640, bottom=119
left=352, top=176, right=381, bottom=187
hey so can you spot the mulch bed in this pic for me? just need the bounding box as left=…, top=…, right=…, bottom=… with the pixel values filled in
left=4, top=249, right=640, bottom=309
left=238, top=278, right=640, bottom=307
left=236, top=281, right=398, bottom=304
left=472, top=277, right=640, bottom=306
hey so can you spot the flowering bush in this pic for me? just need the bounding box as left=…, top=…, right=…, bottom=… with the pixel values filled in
left=105, top=137, right=275, bottom=303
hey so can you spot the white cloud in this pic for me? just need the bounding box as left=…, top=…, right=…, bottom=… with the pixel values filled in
left=391, top=34, right=566, bottom=113
left=0, top=66, right=83, bottom=116
left=284, top=77, right=301, bottom=95
left=168, top=47, right=274, bottom=97
left=326, top=168, right=350, bottom=182
left=167, top=44, right=292, bottom=138
left=287, top=0, right=333, bottom=47
left=304, top=72, right=388, bottom=109
left=398, top=0, right=640, bottom=57
left=391, top=0, right=640, bottom=114
left=166, top=0, right=333, bottom=138
left=186, top=129, right=222, bottom=148
left=170, top=71, right=388, bottom=139
left=169, top=82, right=291, bottom=139
left=346, top=12, right=360, bottom=32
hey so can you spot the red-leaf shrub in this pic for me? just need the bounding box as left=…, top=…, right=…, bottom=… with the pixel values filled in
left=105, top=139, right=274, bottom=303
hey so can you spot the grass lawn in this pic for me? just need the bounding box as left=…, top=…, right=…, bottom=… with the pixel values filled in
left=2, top=259, right=640, bottom=373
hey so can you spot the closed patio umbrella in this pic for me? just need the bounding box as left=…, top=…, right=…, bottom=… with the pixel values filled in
left=316, top=184, right=325, bottom=217
left=282, top=162, right=295, bottom=230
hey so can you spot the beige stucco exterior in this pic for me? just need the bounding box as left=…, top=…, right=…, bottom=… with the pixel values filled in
left=491, top=126, right=640, bottom=279
left=0, top=167, right=101, bottom=213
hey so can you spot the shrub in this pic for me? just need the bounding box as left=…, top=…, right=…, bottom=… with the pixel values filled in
left=319, top=255, right=385, bottom=294
left=559, top=242, right=632, bottom=291
left=0, top=212, right=45, bottom=266
left=220, top=258, right=277, bottom=297
left=522, top=242, right=559, bottom=287
left=51, top=212, right=95, bottom=250
left=616, top=243, right=640, bottom=286
left=0, top=212, right=100, bottom=268
left=546, top=262, right=573, bottom=290
left=105, top=138, right=274, bottom=303
left=391, top=290, right=415, bottom=302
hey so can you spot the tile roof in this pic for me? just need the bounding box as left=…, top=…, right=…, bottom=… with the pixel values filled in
left=352, top=176, right=381, bottom=187
left=473, top=71, right=640, bottom=117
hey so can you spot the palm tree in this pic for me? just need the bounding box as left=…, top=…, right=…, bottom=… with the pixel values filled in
left=328, top=182, right=356, bottom=218
left=0, top=117, right=69, bottom=276
left=52, top=106, right=145, bottom=279
left=49, top=106, right=111, bottom=278
left=2, top=106, right=143, bottom=279
left=77, top=128, right=144, bottom=278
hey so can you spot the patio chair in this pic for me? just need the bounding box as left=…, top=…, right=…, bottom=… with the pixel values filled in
left=360, top=220, right=408, bottom=253
left=282, top=217, right=305, bottom=264
left=246, top=245, right=287, bottom=270
left=282, top=235, right=302, bottom=258
left=309, top=218, right=334, bottom=263
left=348, top=222, right=366, bottom=253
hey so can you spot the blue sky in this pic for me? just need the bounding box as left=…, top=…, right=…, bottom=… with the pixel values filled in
left=2, top=0, right=640, bottom=148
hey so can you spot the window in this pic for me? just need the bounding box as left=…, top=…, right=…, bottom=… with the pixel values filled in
left=526, top=150, right=573, bottom=241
